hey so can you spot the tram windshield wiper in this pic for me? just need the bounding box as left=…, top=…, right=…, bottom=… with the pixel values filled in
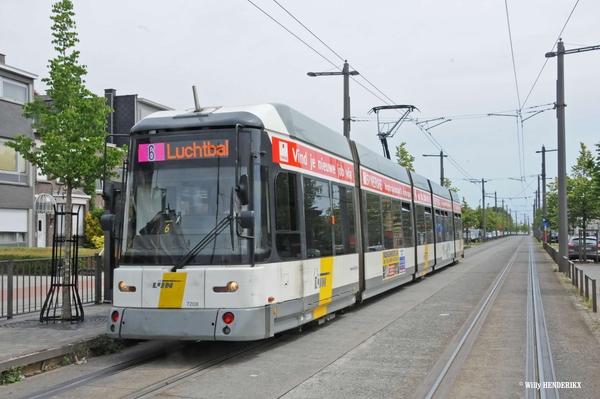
left=170, top=214, right=232, bottom=272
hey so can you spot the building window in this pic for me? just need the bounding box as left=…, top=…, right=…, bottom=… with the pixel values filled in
left=0, top=139, right=28, bottom=183
left=0, top=209, right=27, bottom=245
left=0, top=77, right=28, bottom=103
left=0, top=232, right=26, bottom=243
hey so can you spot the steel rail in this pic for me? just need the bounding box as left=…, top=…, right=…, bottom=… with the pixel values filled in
left=416, top=239, right=524, bottom=399
left=20, top=338, right=277, bottom=399
left=120, top=339, right=278, bottom=399
left=528, top=242, right=559, bottom=399
left=20, top=342, right=187, bottom=399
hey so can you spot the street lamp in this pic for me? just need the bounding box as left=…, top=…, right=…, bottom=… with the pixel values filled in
left=545, top=40, right=600, bottom=272
left=423, top=150, right=448, bottom=187
left=307, top=60, right=359, bottom=139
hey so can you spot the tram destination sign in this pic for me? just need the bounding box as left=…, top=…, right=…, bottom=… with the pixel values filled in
left=137, top=140, right=230, bottom=163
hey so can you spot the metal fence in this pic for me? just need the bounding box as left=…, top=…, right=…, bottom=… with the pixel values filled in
left=0, top=255, right=103, bottom=319
left=541, top=241, right=597, bottom=313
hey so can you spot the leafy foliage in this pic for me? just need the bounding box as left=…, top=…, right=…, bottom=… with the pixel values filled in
left=90, top=335, right=123, bottom=356
left=545, top=142, right=600, bottom=231
left=394, top=142, right=415, bottom=171
left=567, top=143, right=600, bottom=230
left=4, top=0, right=124, bottom=320
left=443, top=178, right=458, bottom=193
left=85, top=209, right=104, bottom=248
left=1, top=366, right=23, bottom=385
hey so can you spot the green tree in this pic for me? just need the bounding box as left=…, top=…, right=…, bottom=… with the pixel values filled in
left=546, top=178, right=559, bottom=230
left=5, top=0, right=124, bottom=320
left=443, top=178, right=458, bottom=193
left=546, top=142, right=600, bottom=233
left=394, top=142, right=415, bottom=171
left=567, top=143, right=600, bottom=231
left=461, top=198, right=476, bottom=229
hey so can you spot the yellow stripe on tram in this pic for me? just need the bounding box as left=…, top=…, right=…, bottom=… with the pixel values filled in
left=423, top=244, right=430, bottom=275
left=158, top=272, right=187, bottom=308
left=313, top=257, right=334, bottom=319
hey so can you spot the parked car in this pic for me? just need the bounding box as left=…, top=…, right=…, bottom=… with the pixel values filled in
left=468, top=229, right=482, bottom=243
left=568, top=236, right=600, bottom=261
left=549, top=233, right=558, bottom=243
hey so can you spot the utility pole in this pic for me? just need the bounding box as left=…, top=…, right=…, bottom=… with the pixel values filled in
left=423, top=150, right=448, bottom=187
left=536, top=145, right=557, bottom=243
left=307, top=60, right=359, bottom=139
left=494, top=192, right=498, bottom=236
left=537, top=175, right=541, bottom=212
left=546, top=40, right=600, bottom=272
left=469, top=178, right=490, bottom=241
left=535, top=145, right=558, bottom=220
left=502, top=199, right=505, bottom=236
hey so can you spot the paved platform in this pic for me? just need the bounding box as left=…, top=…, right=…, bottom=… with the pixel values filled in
left=0, top=304, right=111, bottom=373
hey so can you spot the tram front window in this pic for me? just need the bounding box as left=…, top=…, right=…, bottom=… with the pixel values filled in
left=121, top=134, right=250, bottom=266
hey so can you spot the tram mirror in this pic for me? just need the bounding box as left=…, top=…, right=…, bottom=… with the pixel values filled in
left=239, top=210, right=254, bottom=229
left=101, top=214, right=115, bottom=232
left=236, top=174, right=249, bottom=205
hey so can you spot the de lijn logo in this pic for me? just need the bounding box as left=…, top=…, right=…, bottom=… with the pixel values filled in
left=152, top=279, right=183, bottom=289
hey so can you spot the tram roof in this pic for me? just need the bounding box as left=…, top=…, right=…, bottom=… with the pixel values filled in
left=130, top=103, right=353, bottom=160
left=354, top=141, right=411, bottom=185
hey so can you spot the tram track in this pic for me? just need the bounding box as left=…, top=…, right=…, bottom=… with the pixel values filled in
left=526, top=243, right=559, bottom=399
left=120, top=338, right=279, bottom=399
left=20, top=338, right=279, bottom=399
left=413, top=239, right=561, bottom=399
left=413, top=241, right=524, bottom=399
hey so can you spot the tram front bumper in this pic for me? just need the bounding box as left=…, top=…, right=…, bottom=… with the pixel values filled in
left=106, top=306, right=272, bottom=341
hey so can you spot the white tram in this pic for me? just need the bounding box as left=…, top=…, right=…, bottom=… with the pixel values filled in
left=106, top=104, right=463, bottom=341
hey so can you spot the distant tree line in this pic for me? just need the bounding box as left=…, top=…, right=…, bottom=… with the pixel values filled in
left=538, top=142, right=600, bottom=234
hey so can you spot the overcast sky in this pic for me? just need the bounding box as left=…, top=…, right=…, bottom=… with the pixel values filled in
left=2, top=0, right=599, bottom=224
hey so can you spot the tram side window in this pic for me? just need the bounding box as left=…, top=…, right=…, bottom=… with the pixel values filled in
left=445, top=212, right=453, bottom=241
left=424, top=207, right=434, bottom=244
left=454, top=213, right=463, bottom=240
left=304, top=177, right=332, bottom=258
left=392, top=199, right=403, bottom=248
left=435, top=210, right=443, bottom=243
left=382, top=197, right=394, bottom=249
left=401, top=202, right=414, bottom=248
left=275, top=172, right=301, bottom=259
left=365, top=193, right=382, bottom=250
left=416, top=205, right=426, bottom=245
left=332, top=185, right=356, bottom=255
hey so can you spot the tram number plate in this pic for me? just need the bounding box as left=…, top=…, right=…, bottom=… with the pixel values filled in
left=186, top=302, right=200, bottom=307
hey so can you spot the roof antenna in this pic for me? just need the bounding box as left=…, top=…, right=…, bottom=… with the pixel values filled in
left=192, top=85, right=203, bottom=112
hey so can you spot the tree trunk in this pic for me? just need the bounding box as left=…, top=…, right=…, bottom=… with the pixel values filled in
left=62, top=186, right=73, bottom=320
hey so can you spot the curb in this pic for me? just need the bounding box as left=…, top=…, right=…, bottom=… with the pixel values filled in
left=0, top=335, right=104, bottom=375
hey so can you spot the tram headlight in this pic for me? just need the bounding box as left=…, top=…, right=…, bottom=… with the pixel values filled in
left=227, top=281, right=239, bottom=292
left=118, top=281, right=137, bottom=292
left=213, top=281, right=239, bottom=293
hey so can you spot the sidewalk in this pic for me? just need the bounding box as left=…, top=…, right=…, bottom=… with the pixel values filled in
left=0, top=304, right=111, bottom=373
